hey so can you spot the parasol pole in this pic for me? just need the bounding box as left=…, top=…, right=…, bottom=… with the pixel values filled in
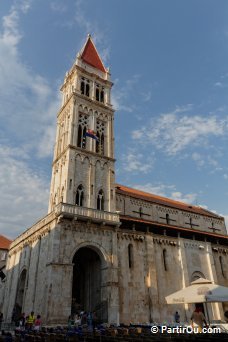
left=204, top=299, right=211, bottom=327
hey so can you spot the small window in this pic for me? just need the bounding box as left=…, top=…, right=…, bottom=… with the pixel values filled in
left=1, top=251, right=7, bottom=261
left=128, top=244, right=133, bottom=268
left=219, top=256, right=226, bottom=278
left=163, top=249, right=168, bottom=271
left=166, top=214, right=170, bottom=225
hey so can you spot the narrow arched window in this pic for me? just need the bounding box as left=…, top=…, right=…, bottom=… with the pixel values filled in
left=86, top=83, right=90, bottom=97
left=101, top=133, right=104, bottom=155
left=166, top=214, right=170, bottom=225
left=80, top=80, right=85, bottom=95
left=100, top=90, right=104, bottom=103
left=96, top=132, right=100, bottom=153
left=128, top=244, right=133, bottom=268
left=77, top=125, right=82, bottom=147
left=97, top=190, right=104, bottom=210
left=163, top=249, right=168, bottom=271
left=219, top=256, right=225, bottom=278
left=76, top=185, right=84, bottom=206
left=82, top=127, right=86, bottom=149
left=96, top=87, right=100, bottom=101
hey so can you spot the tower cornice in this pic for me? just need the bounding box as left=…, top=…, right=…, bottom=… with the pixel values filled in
left=57, top=92, right=114, bottom=118
left=52, top=144, right=116, bottom=166
left=60, top=64, right=113, bottom=92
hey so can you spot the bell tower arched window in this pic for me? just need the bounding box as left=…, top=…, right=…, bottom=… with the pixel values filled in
left=96, top=120, right=105, bottom=155
left=76, top=185, right=84, bottom=206
left=96, top=132, right=100, bottom=153
left=95, top=84, right=105, bottom=103
left=80, top=77, right=90, bottom=97
left=77, top=114, right=88, bottom=149
left=97, top=190, right=104, bottom=210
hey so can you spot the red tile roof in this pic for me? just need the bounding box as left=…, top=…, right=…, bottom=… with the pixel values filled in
left=116, top=184, right=222, bottom=219
left=81, top=36, right=106, bottom=73
left=0, top=235, right=12, bottom=250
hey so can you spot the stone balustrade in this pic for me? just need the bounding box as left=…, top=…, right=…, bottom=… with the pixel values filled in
left=55, top=202, right=120, bottom=226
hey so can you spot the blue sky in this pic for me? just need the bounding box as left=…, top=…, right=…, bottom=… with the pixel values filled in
left=1, top=0, right=228, bottom=238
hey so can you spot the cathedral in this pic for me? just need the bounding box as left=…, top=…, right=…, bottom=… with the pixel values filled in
left=2, top=35, right=228, bottom=325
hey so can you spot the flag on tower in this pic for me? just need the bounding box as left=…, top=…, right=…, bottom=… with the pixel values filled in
left=85, top=129, right=99, bottom=141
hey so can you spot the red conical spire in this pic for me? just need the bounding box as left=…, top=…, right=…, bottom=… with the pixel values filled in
left=81, top=35, right=106, bottom=73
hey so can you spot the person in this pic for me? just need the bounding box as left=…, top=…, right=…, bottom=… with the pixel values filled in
left=191, top=307, right=207, bottom=332
left=92, top=311, right=98, bottom=331
left=74, top=313, right=81, bottom=327
left=34, top=315, right=41, bottom=331
left=18, top=313, right=26, bottom=330
left=27, top=311, right=35, bottom=330
left=81, top=312, right=87, bottom=325
left=174, top=311, right=180, bottom=323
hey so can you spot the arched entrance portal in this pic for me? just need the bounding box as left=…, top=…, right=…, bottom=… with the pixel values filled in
left=72, top=247, right=104, bottom=317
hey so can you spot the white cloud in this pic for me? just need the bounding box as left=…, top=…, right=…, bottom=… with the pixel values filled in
left=170, top=191, right=197, bottom=204
left=122, top=149, right=154, bottom=174
left=0, top=1, right=59, bottom=238
left=0, top=146, right=49, bottom=239
left=192, top=152, right=205, bottom=167
left=141, top=91, right=152, bottom=102
left=214, top=82, right=223, bottom=87
left=132, top=105, right=227, bottom=155
left=112, top=75, right=141, bottom=112
left=133, top=182, right=197, bottom=204
left=50, top=2, right=67, bottom=13
left=133, top=183, right=176, bottom=197
left=0, top=1, right=60, bottom=158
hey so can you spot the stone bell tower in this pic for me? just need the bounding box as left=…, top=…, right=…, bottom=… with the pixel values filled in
left=48, top=35, right=116, bottom=215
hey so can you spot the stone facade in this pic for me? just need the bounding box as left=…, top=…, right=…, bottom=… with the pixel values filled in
left=2, top=36, right=228, bottom=325
left=0, top=235, right=12, bottom=311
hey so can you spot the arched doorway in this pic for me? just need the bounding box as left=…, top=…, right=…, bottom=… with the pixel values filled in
left=15, top=269, right=27, bottom=317
left=72, top=247, right=103, bottom=316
